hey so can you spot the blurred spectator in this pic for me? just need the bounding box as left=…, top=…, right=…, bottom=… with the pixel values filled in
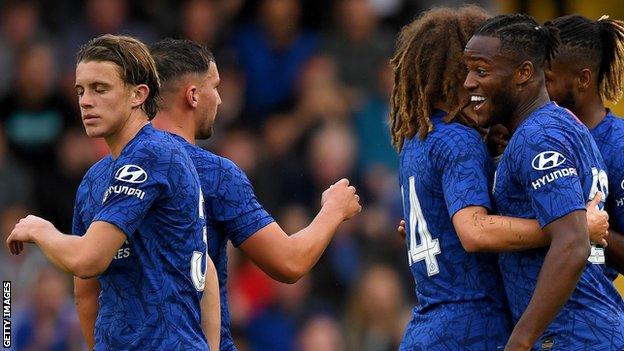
left=298, top=314, right=345, bottom=351
left=0, top=42, right=75, bottom=173
left=13, top=266, right=83, bottom=351
left=62, top=0, right=156, bottom=69
left=36, top=128, right=99, bottom=233
left=229, top=0, right=319, bottom=127
left=344, top=264, right=410, bottom=351
left=354, top=63, right=397, bottom=171
left=177, top=0, right=225, bottom=50
left=323, top=0, right=394, bottom=98
left=0, top=125, right=33, bottom=213
left=245, top=277, right=312, bottom=351
left=0, top=0, right=43, bottom=96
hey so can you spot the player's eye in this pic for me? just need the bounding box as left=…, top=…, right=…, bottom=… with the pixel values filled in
left=477, top=68, right=487, bottom=76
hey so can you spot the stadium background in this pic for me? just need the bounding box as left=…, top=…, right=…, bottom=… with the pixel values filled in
left=0, top=0, right=622, bottom=350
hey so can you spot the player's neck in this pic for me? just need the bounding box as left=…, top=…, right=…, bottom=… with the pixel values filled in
left=153, top=109, right=196, bottom=145
left=508, top=86, right=550, bottom=133
left=106, top=112, right=149, bottom=159
left=572, top=94, right=607, bottom=130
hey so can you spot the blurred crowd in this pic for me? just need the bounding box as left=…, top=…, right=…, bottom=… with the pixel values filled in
left=0, top=0, right=594, bottom=350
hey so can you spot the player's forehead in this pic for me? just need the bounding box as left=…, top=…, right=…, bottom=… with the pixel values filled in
left=207, top=61, right=219, bottom=82
left=464, top=35, right=502, bottom=63
left=75, top=60, right=123, bottom=86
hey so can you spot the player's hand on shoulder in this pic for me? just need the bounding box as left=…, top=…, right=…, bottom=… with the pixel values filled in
left=486, top=124, right=510, bottom=159
left=321, top=178, right=362, bottom=221
left=6, top=215, right=54, bottom=255
left=586, top=191, right=609, bottom=247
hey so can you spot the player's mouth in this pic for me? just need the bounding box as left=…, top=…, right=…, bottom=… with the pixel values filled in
left=470, top=95, right=487, bottom=111
left=82, top=114, right=100, bottom=124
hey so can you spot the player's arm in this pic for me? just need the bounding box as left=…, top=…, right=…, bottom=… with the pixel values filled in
left=239, top=178, right=361, bottom=284
left=6, top=216, right=126, bottom=279
left=506, top=210, right=589, bottom=350
left=452, top=193, right=608, bottom=252
left=74, top=277, right=100, bottom=350
left=201, top=256, right=220, bottom=351
left=605, top=169, right=624, bottom=274
left=605, top=229, right=624, bottom=274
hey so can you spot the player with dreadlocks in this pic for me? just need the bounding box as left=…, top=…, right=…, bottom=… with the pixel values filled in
left=390, top=6, right=609, bottom=351
left=464, top=13, right=624, bottom=350
left=545, top=15, right=624, bottom=280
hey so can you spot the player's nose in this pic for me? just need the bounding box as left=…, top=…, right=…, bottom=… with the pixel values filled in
left=464, top=71, right=478, bottom=91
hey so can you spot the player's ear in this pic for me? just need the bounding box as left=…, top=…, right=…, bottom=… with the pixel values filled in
left=577, top=68, right=592, bottom=92
left=514, top=60, right=534, bottom=85
left=131, top=84, right=149, bottom=108
left=185, top=86, right=198, bottom=108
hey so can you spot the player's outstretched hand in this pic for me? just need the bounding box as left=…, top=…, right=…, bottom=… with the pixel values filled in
left=6, top=215, right=52, bottom=255
left=586, top=191, right=609, bottom=247
left=397, top=220, right=406, bottom=240
left=321, top=178, right=362, bottom=221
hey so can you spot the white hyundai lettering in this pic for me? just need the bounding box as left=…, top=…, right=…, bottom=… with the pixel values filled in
left=532, top=151, right=566, bottom=170
left=115, top=165, right=148, bottom=184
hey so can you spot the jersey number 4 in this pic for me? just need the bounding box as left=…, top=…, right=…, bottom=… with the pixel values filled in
left=402, top=176, right=441, bottom=276
left=191, top=190, right=209, bottom=291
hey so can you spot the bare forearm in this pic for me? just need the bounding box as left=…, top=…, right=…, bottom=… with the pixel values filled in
left=606, top=229, right=624, bottom=274
left=74, top=277, right=99, bottom=350
left=32, top=229, right=84, bottom=273
left=477, top=214, right=548, bottom=251
left=508, top=238, right=588, bottom=348
left=201, top=259, right=220, bottom=351
left=455, top=207, right=549, bottom=252
left=286, top=207, right=344, bottom=275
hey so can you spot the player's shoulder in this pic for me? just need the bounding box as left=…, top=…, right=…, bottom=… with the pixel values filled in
left=427, top=119, right=485, bottom=153
left=134, top=125, right=184, bottom=151
left=77, top=155, right=112, bottom=201
left=81, top=156, right=113, bottom=188
left=605, top=112, right=624, bottom=139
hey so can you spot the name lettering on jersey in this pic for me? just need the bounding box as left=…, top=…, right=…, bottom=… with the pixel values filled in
left=532, top=151, right=566, bottom=170
left=113, top=240, right=131, bottom=260
left=531, top=168, right=577, bottom=190
left=102, top=185, right=146, bottom=203
left=114, top=165, right=148, bottom=184
left=617, top=198, right=624, bottom=207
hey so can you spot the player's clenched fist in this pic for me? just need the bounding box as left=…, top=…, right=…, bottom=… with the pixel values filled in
left=6, top=215, right=54, bottom=255
left=320, top=178, right=362, bottom=220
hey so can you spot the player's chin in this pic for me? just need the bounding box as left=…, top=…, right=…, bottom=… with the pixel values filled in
left=83, top=125, right=107, bottom=138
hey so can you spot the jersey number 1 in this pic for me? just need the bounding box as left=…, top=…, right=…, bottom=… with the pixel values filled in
left=191, top=190, right=209, bottom=291
left=403, top=176, right=441, bottom=276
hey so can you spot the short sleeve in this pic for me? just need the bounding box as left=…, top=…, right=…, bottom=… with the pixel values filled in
left=93, top=144, right=173, bottom=238
left=72, top=181, right=88, bottom=236
left=439, top=129, right=493, bottom=219
left=207, top=158, right=274, bottom=247
left=515, top=128, right=585, bottom=228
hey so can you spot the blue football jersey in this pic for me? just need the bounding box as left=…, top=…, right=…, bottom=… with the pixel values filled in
left=177, top=138, right=274, bottom=351
left=591, top=111, right=624, bottom=280
left=398, top=110, right=511, bottom=351
left=72, top=124, right=209, bottom=350
left=493, top=102, right=624, bottom=350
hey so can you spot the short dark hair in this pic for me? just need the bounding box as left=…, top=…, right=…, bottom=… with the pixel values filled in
left=475, top=14, right=560, bottom=69
left=547, top=15, right=624, bottom=103
left=150, top=38, right=215, bottom=88
left=76, top=34, right=161, bottom=120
